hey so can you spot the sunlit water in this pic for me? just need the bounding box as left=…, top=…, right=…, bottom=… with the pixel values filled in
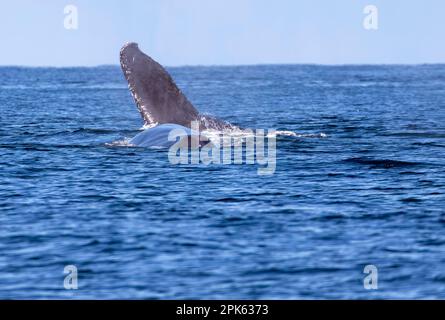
left=0, top=65, right=444, bottom=299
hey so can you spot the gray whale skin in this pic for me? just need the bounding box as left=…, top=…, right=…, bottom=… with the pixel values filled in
left=120, top=42, right=227, bottom=147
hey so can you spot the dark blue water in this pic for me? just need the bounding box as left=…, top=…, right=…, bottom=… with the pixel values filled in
left=1, top=65, right=444, bottom=299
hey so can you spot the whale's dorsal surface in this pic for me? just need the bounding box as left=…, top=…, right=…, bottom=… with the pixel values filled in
left=120, top=42, right=199, bottom=128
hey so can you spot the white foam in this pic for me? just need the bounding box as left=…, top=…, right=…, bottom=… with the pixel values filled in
left=140, top=122, right=159, bottom=130
left=276, top=130, right=328, bottom=138
left=105, top=137, right=135, bottom=147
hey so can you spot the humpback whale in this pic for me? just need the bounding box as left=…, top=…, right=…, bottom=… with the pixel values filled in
left=120, top=42, right=231, bottom=148
left=119, top=42, right=277, bottom=174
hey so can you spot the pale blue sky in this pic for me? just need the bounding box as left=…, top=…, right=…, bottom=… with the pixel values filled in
left=1, top=0, right=444, bottom=66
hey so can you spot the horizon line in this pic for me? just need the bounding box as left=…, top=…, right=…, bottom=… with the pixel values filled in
left=1, top=62, right=445, bottom=68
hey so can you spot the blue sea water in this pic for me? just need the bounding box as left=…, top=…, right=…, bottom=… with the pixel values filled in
left=0, top=65, right=444, bottom=299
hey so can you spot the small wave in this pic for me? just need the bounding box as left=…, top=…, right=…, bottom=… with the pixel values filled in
left=276, top=130, right=327, bottom=138
left=412, top=142, right=445, bottom=148
left=73, top=128, right=122, bottom=134
left=343, top=157, right=420, bottom=168
left=400, top=197, right=423, bottom=203
left=383, top=132, right=445, bottom=138
left=77, top=84, right=127, bottom=90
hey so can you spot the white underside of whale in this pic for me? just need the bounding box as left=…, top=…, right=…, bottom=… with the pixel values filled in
left=130, top=123, right=194, bottom=148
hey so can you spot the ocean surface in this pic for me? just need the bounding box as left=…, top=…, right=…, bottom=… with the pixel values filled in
left=0, top=65, right=444, bottom=299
